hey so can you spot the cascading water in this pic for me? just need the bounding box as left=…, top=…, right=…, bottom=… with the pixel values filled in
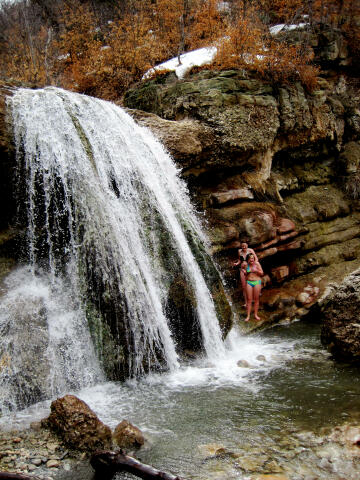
left=0, top=86, right=227, bottom=412
left=0, top=267, right=104, bottom=413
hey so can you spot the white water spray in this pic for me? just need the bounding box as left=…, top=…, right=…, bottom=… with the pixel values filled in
left=1, top=87, right=226, bottom=410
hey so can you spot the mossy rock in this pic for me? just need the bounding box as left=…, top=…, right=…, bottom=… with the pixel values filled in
left=166, top=275, right=202, bottom=352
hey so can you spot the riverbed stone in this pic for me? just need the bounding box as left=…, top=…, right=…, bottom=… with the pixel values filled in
left=252, top=476, right=289, bottom=480
left=197, top=443, right=227, bottom=457
left=237, top=359, right=250, bottom=368
left=113, top=420, right=145, bottom=449
left=43, top=394, right=112, bottom=452
left=256, top=355, right=266, bottom=362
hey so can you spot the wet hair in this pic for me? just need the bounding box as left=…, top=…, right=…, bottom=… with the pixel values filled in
left=246, top=253, right=255, bottom=262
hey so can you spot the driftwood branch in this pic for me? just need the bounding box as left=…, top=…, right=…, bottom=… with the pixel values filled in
left=0, top=474, right=40, bottom=480
left=90, top=450, right=185, bottom=480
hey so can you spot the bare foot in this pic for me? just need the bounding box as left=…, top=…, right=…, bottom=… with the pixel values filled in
left=254, top=314, right=261, bottom=321
left=245, top=316, right=250, bottom=322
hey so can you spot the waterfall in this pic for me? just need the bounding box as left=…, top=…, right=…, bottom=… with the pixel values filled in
left=1, top=86, right=226, bottom=411
left=0, top=267, right=104, bottom=413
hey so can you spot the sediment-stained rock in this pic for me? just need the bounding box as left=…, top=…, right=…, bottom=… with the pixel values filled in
left=42, top=395, right=112, bottom=452
left=320, top=269, right=360, bottom=363
left=126, top=62, right=360, bottom=329
left=113, top=420, right=145, bottom=449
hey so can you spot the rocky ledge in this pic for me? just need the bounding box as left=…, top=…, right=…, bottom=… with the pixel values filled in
left=124, top=28, right=360, bottom=330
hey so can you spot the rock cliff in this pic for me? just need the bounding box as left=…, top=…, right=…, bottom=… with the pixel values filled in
left=124, top=30, right=360, bottom=329
left=1, top=30, right=360, bottom=335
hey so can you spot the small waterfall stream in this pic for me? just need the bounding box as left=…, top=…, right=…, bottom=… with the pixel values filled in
left=0, top=87, right=226, bottom=412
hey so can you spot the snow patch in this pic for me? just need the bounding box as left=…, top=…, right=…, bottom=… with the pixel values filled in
left=270, top=23, right=308, bottom=35
left=143, top=46, right=217, bottom=80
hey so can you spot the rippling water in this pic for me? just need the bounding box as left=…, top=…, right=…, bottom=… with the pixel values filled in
left=2, top=322, right=360, bottom=479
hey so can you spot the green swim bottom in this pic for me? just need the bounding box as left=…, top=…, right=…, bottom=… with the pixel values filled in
left=247, top=280, right=261, bottom=287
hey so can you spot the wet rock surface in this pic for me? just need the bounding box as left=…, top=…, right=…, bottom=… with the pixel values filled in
left=320, top=268, right=360, bottom=363
left=113, top=420, right=145, bottom=449
left=126, top=67, right=360, bottom=331
left=41, top=395, right=112, bottom=452
left=196, top=423, right=360, bottom=480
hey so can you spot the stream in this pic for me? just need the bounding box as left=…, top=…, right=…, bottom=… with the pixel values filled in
left=2, top=321, right=360, bottom=479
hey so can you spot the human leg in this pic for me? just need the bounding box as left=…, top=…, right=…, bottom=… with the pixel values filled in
left=253, top=283, right=261, bottom=320
left=245, top=283, right=253, bottom=321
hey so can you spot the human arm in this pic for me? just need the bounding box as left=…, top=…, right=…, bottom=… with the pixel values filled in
left=233, top=249, right=242, bottom=266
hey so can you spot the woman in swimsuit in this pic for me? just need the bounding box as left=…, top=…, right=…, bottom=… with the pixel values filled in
left=233, top=242, right=258, bottom=307
left=244, top=253, right=263, bottom=322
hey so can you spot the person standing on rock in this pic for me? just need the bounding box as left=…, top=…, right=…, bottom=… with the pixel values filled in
left=233, top=242, right=258, bottom=306
left=244, top=253, right=263, bottom=322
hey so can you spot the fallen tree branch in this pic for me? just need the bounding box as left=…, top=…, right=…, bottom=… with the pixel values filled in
left=90, top=450, right=184, bottom=480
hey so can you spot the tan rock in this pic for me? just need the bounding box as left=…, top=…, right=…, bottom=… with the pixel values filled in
left=210, top=188, right=254, bottom=205
left=270, top=266, right=289, bottom=283
left=277, top=218, right=295, bottom=234
left=113, top=420, right=145, bottom=449
left=46, top=459, right=60, bottom=468
left=252, top=475, right=289, bottom=480
left=296, top=292, right=310, bottom=305
left=126, top=109, right=213, bottom=166
left=43, top=395, right=112, bottom=452
left=197, top=443, right=225, bottom=457
left=237, top=359, right=250, bottom=368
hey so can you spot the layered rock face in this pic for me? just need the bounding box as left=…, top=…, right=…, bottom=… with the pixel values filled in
left=320, top=269, right=360, bottom=363
left=125, top=31, right=360, bottom=327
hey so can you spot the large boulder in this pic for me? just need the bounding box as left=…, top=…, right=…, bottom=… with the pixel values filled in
left=320, top=269, right=360, bottom=363
left=42, top=395, right=112, bottom=452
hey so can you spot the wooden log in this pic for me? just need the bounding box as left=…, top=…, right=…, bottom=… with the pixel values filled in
left=90, top=449, right=185, bottom=480
left=0, top=473, right=40, bottom=480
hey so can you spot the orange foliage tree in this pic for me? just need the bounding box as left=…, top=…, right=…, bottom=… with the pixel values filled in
left=0, top=0, right=358, bottom=98
left=0, top=1, right=53, bottom=85
left=188, top=0, right=224, bottom=50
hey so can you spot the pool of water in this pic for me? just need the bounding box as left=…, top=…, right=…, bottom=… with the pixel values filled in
left=3, top=321, right=360, bottom=479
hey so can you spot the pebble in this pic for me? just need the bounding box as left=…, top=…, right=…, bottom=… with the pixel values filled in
left=47, top=442, right=59, bottom=452
left=28, top=464, right=37, bottom=471
left=12, top=437, right=22, bottom=443
left=256, top=355, right=266, bottom=362
left=264, top=460, right=283, bottom=473
left=237, top=359, right=250, bottom=368
left=30, top=421, right=42, bottom=431
left=46, top=459, right=60, bottom=468
left=31, top=457, right=43, bottom=466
